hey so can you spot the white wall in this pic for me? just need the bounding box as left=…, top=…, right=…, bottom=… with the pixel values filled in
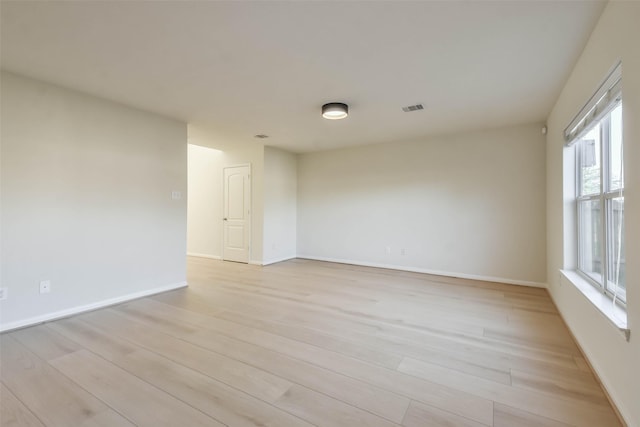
left=297, top=123, right=547, bottom=285
left=546, top=2, right=640, bottom=426
left=263, top=147, right=297, bottom=264
left=187, top=126, right=265, bottom=264
left=187, top=144, right=223, bottom=259
left=0, top=72, right=188, bottom=331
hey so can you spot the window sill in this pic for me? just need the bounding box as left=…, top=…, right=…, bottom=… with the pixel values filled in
left=559, top=269, right=629, bottom=341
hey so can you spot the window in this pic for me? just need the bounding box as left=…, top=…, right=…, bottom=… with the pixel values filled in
left=574, top=95, right=625, bottom=304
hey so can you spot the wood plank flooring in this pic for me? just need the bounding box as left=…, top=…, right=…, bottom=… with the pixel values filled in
left=0, top=257, right=622, bottom=426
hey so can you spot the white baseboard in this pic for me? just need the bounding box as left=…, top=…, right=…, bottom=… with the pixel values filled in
left=0, top=281, right=188, bottom=333
left=547, top=290, right=631, bottom=427
left=187, top=252, right=221, bottom=260
left=187, top=256, right=270, bottom=266
left=262, top=255, right=297, bottom=266
left=297, top=255, right=546, bottom=288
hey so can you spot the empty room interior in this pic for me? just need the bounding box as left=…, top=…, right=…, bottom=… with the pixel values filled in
left=1, top=1, right=639, bottom=426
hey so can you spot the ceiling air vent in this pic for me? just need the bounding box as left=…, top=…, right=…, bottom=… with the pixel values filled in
left=402, top=104, right=424, bottom=112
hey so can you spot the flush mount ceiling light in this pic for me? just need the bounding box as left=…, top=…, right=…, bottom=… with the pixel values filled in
left=322, top=102, right=349, bottom=120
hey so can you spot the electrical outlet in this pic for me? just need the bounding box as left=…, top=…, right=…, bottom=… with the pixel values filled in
left=401, top=248, right=406, bottom=256
left=0, top=288, right=7, bottom=301
left=40, top=280, right=51, bottom=294
left=171, top=190, right=181, bottom=200
left=385, top=246, right=391, bottom=255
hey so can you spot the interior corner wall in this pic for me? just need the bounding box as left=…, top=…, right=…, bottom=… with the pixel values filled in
left=297, top=123, right=547, bottom=285
left=186, top=125, right=265, bottom=264
left=187, top=144, right=223, bottom=259
left=545, top=2, right=640, bottom=426
left=0, top=71, right=188, bottom=331
left=263, top=146, right=297, bottom=264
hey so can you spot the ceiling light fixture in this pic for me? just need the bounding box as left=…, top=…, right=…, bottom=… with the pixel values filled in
left=322, top=102, right=349, bottom=120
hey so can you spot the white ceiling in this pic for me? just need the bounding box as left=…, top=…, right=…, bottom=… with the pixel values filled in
left=1, top=1, right=605, bottom=153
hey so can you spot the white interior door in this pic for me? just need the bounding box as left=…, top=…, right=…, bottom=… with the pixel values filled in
left=223, top=165, right=251, bottom=263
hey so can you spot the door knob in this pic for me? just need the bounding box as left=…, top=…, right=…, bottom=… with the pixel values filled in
left=223, top=218, right=228, bottom=221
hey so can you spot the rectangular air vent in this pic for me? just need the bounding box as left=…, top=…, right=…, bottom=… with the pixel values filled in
left=402, top=104, right=424, bottom=112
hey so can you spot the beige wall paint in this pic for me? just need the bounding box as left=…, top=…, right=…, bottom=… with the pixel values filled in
left=263, top=147, right=297, bottom=264
left=0, top=72, right=187, bottom=330
left=187, top=126, right=265, bottom=263
left=187, top=144, right=223, bottom=258
left=546, top=2, right=640, bottom=425
left=187, top=144, right=297, bottom=265
left=297, top=123, right=547, bottom=285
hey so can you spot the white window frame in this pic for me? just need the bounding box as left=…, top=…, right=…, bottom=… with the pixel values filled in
left=565, top=61, right=625, bottom=311
left=574, top=106, right=625, bottom=306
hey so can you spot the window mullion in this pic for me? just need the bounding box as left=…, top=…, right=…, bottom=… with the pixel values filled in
left=577, top=194, right=601, bottom=202
left=601, top=117, right=610, bottom=294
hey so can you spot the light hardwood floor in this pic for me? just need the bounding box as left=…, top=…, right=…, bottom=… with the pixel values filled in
left=1, top=257, right=622, bottom=427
